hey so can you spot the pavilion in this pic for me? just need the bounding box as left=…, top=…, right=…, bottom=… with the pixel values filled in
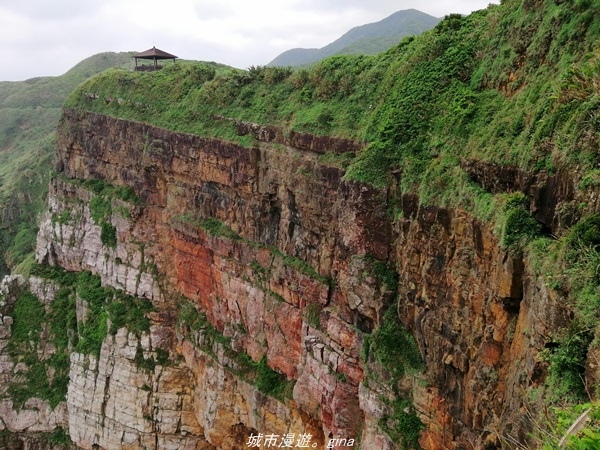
left=133, top=47, right=178, bottom=71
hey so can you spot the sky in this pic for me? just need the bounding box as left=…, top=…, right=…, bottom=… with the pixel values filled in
left=0, top=0, right=496, bottom=82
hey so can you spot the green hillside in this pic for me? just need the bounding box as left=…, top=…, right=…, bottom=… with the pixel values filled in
left=0, top=52, right=134, bottom=274
left=267, top=9, right=440, bottom=67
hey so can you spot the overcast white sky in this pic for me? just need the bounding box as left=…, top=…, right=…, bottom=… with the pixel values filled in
left=0, top=0, right=496, bottom=82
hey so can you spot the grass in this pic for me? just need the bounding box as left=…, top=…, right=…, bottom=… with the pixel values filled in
left=360, top=303, right=425, bottom=446
left=304, top=302, right=322, bottom=329
left=362, top=254, right=398, bottom=292
left=518, top=402, right=600, bottom=449
left=6, top=290, right=70, bottom=409
left=379, top=398, right=425, bottom=450
left=499, top=192, right=543, bottom=251
left=28, top=264, right=153, bottom=355
left=2, top=0, right=598, bottom=442
left=362, top=303, right=424, bottom=386
left=100, top=222, right=117, bottom=248
left=64, top=2, right=600, bottom=229
left=61, top=176, right=141, bottom=249
left=525, top=213, right=600, bottom=405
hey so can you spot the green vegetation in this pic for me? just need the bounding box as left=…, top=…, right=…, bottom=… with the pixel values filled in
left=317, top=151, right=355, bottom=169
left=362, top=254, right=399, bottom=292
left=67, top=1, right=599, bottom=218
left=362, top=304, right=424, bottom=385
left=176, top=298, right=294, bottom=402
left=134, top=342, right=156, bottom=373
left=47, top=427, right=74, bottom=446
left=173, top=213, right=330, bottom=286
left=0, top=428, right=74, bottom=448
left=269, top=246, right=331, bottom=285
left=6, top=291, right=61, bottom=408
left=361, top=303, right=425, bottom=447
left=0, top=52, right=134, bottom=275
left=62, top=2, right=595, bottom=429
left=5, top=264, right=156, bottom=410
left=1, top=0, right=598, bottom=444
left=63, top=177, right=141, bottom=205
left=528, top=214, right=600, bottom=404
left=74, top=271, right=153, bottom=356
left=38, top=264, right=152, bottom=346
left=379, top=398, right=425, bottom=450
left=252, top=354, right=293, bottom=399
left=522, top=402, right=600, bottom=449
left=100, top=222, right=117, bottom=248
left=61, top=177, right=140, bottom=249
left=176, top=214, right=242, bottom=240
left=500, top=192, right=543, bottom=251
left=304, top=302, right=322, bottom=329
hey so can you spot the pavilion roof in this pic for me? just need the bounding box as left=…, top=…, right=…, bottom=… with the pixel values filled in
left=133, top=46, right=178, bottom=60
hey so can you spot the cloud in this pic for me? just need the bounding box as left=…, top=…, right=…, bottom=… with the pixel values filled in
left=0, top=0, right=497, bottom=81
left=1, top=0, right=103, bottom=21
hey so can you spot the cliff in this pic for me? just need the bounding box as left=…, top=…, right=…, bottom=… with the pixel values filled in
left=0, top=107, right=589, bottom=449
left=1, top=0, right=600, bottom=448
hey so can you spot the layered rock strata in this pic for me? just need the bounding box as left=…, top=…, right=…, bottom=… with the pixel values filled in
left=0, top=108, right=580, bottom=449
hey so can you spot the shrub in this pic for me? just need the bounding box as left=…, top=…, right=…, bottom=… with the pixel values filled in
left=541, top=328, right=593, bottom=403
left=379, top=398, right=425, bottom=450
left=6, top=290, right=72, bottom=409
left=501, top=193, right=542, bottom=250
left=252, top=355, right=293, bottom=400
left=567, top=214, right=600, bottom=250
left=100, top=222, right=117, bottom=248
left=365, top=303, right=423, bottom=386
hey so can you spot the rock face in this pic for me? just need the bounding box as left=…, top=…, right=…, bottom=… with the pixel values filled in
left=0, top=108, right=583, bottom=449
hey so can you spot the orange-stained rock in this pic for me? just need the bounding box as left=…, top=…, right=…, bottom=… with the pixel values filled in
left=19, top=109, right=584, bottom=449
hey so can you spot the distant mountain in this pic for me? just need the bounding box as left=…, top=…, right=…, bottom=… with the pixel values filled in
left=0, top=51, right=134, bottom=274
left=268, top=9, right=440, bottom=67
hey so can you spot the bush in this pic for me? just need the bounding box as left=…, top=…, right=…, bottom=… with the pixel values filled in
left=568, top=214, right=600, bottom=250
left=100, top=222, right=117, bottom=248
left=379, top=398, right=425, bottom=450
left=6, top=290, right=72, bottom=409
left=365, top=303, right=423, bottom=385
left=7, top=291, right=45, bottom=352
left=501, top=193, right=542, bottom=250
left=252, top=355, right=293, bottom=400
left=541, top=328, right=593, bottom=403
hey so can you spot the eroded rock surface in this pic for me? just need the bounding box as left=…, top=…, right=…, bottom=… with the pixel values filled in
left=0, top=110, right=582, bottom=449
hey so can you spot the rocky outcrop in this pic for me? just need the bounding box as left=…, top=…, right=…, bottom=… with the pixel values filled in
left=66, top=329, right=207, bottom=450
left=213, top=115, right=363, bottom=155
left=0, top=108, right=583, bottom=449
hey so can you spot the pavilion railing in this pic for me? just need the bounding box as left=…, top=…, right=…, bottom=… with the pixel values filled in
left=134, top=65, right=164, bottom=72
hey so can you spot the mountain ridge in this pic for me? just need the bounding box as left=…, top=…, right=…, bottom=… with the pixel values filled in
left=268, top=9, right=440, bottom=67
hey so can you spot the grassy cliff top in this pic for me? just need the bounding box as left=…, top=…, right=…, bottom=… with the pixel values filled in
left=66, top=0, right=599, bottom=211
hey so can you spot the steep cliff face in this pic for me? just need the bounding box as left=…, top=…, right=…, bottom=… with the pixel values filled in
left=0, top=105, right=587, bottom=449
